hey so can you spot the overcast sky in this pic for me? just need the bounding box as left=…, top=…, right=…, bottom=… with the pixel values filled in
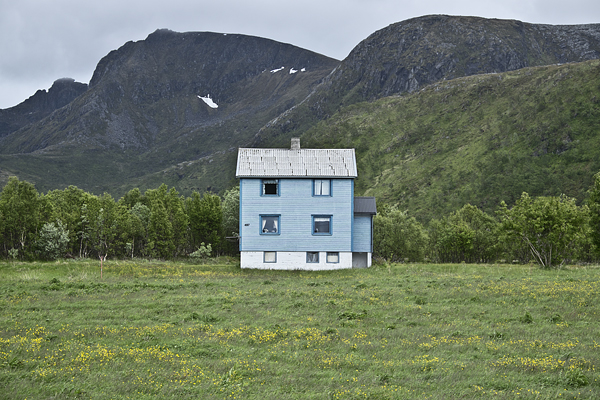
left=1, top=0, right=599, bottom=109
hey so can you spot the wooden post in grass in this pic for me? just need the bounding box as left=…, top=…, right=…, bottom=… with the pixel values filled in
left=99, top=254, right=107, bottom=278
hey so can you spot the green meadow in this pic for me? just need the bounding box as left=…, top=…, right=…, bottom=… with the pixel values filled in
left=1, top=259, right=598, bottom=399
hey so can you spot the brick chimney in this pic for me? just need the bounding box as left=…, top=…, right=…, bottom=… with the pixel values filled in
left=291, top=137, right=300, bottom=150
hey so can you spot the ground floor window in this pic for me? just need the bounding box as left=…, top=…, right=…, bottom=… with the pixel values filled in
left=264, top=251, right=277, bottom=263
left=326, top=252, right=339, bottom=263
left=306, top=252, right=319, bottom=263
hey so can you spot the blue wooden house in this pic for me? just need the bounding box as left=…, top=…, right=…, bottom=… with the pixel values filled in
left=235, top=138, right=376, bottom=270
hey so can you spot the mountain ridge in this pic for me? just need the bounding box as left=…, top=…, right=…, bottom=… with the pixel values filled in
left=0, top=29, right=339, bottom=194
left=253, top=15, right=600, bottom=147
left=0, top=15, right=599, bottom=217
left=2, top=29, right=339, bottom=155
left=0, top=78, right=88, bottom=139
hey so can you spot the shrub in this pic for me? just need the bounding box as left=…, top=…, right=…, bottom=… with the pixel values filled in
left=428, top=204, right=498, bottom=263
left=373, top=205, right=428, bottom=262
left=190, top=242, right=212, bottom=259
left=497, top=193, right=590, bottom=268
left=37, top=221, right=70, bottom=260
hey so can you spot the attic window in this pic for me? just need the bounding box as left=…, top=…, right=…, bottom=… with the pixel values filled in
left=262, top=179, right=279, bottom=196
left=313, top=179, right=331, bottom=196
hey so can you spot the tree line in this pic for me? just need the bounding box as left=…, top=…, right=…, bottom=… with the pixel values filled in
left=0, top=178, right=239, bottom=261
left=2, top=171, right=600, bottom=268
left=374, top=171, right=600, bottom=269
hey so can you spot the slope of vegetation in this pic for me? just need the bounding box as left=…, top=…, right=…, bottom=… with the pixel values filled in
left=302, top=60, right=600, bottom=221
left=1, top=260, right=598, bottom=399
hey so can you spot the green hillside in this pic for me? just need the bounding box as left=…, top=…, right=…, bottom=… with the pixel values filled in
left=302, top=60, right=600, bottom=221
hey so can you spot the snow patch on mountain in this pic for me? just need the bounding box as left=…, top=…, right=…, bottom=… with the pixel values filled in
left=198, top=95, right=218, bottom=108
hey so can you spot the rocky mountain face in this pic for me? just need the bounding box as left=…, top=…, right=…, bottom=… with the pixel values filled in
left=0, top=78, right=87, bottom=138
left=0, top=30, right=338, bottom=193
left=255, top=15, right=600, bottom=145
left=0, top=29, right=338, bottom=155
left=335, top=15, right=600, bottom=100
left=1, top=15, right=600, bottom=198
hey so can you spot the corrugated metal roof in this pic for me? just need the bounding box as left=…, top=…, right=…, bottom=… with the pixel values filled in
left=354, top=197, right=377, bottom=215
left=236, top=148, right=358, bottom=178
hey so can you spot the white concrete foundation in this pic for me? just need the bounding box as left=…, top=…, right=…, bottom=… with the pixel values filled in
left=241, top=251, right=354, bottom=270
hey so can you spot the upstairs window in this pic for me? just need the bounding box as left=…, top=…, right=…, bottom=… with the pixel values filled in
left=261, top=215, right=280, bottom=234
left=313, top=179, right=331, bottom=196
left=262, top=179, right=279, bottom=196
left=312, top=215, right=332, bottom=235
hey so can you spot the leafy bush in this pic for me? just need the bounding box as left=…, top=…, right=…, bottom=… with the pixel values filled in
left=497, top=193, right=591, bottom=268
left=37, top=221, right=70, bottom=260
left=428, top=204, right=498, bottom=263
left=587, top=171, right=600, bottom=257
left=8, top=248, right=18, bottom=260
left=373, top=205, right=428, bottom=262
left=190, top=242, right=212, bottom=259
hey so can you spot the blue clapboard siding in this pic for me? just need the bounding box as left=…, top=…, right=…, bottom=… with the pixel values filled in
left=240, top=178, right=353, bottom=252
left=353, top=215, right=373, bottom=253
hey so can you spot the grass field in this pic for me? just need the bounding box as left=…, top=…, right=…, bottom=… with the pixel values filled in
left=1, top=259, right=598, bottom=399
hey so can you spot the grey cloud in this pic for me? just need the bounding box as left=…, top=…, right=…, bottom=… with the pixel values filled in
left=1, top=0, right=599, bottom=108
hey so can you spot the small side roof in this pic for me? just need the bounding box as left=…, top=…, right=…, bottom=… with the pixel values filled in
left=236, top=147, right=357, bottom=178
left=354, top=197, right=377, bottom=215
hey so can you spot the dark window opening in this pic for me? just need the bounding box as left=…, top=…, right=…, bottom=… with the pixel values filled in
left=313, top=216, right=331, bottom=235
left=262, top=179, right=279, bottom=195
